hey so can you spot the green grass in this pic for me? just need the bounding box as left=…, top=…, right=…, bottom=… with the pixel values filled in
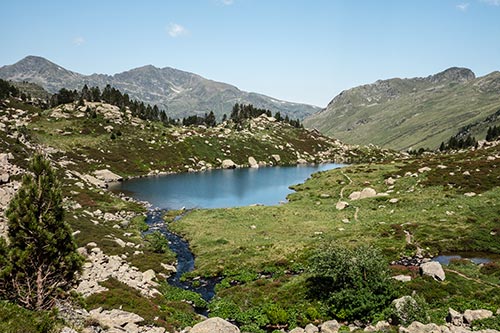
left=172, top=158, right=499, bottom=275
left=170, top=146, right=500, bottom=328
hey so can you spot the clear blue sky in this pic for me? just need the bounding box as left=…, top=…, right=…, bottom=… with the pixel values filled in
left=1, top=0, right=499, bottom=107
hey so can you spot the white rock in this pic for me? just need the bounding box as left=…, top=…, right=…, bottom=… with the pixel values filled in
left=115, top=238, right=126, bottom=247
left=142, top=269, right=156, bottom=282
left=189, top=317, right=240, bottom=333
left=336, top=201, right=349, bottom=210
left=392, top=275, right=412, bottom=282
left=321, top=319, right=341, bottom=333
left=248, top=156, right=258, bottom=168
left=418, top=166, right=432, bottom=173
left=222, top=159, right=237, bottom=169
left=305, top=323, right=319, bottom=333
left=420, top=261, right=446, bottom=281
left=385, top=177, right=396, bottom=185
left=94, top=169, right=123, bottom=182
left=463, top=309, right=493, bottom=324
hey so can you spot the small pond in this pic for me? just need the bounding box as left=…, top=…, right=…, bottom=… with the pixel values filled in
left=432, top=253, right=498, bottom=265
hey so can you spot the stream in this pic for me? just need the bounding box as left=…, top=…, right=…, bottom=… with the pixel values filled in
left=146, top=209, right=220, bottom=303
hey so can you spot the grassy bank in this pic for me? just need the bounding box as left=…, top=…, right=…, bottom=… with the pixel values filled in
left=170, top=145, right=500, bottom=329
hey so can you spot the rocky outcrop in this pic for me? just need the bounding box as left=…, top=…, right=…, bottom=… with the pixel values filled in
left=463, top=309, right=493, bottom=324
left=189, top=317, right=240, bottom=333
left=399, top=321, right=499, bottom=333
left=76, top=245, right=160, bottom=297
left=94, top=169, right=123, bottom=182
left=88, top=308, right=165, bottom=333
left=420, top=261, right=446, bottom=281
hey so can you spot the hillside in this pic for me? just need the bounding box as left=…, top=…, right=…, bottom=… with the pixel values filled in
left=0, top=56, right=321, bottom=120
left=304, top=67, right=500, bottom=150
left=1, top=87, right=499, bottom=332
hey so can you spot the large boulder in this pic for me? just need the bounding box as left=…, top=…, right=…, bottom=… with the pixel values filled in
left=190, top=317, right=240, bottom=333
left=289, top=328, right=305, bottom=333
left=399, top=321, right=441, bottom=333
left=321, top=319, right=341, bottom=333
left=420, top=261, right=446, bottom=281
left=222, top=159, right=237, bottom=169
left=248, top=156, right=259, bottom=168
left=463, top=309, right=493, bottom=324
left=359, top=187, right=378, bottom=199
left=305, top=323, right=319, bottom=333
left=93, top=169, right=123, bottom=182
left=447, top=308, right=463, bottom=326
left=336, top=201, right=349, bottom=210
left=392, top=296, right=419, bottom=325
left=349, top=187, right=378, bottom=200
left=89, top=308, right=144, bottom=328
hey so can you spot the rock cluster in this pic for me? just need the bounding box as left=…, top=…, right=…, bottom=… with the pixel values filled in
left=86, top=308, right=166, bottom=333
left=76, top=245, right=161, bottom=297
left=400, top=307, right=497, bottom=333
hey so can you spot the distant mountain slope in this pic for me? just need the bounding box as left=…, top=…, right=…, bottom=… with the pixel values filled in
left=304, top=67, right=500, bottom=150
left=0, top=56, right=320, bottom=119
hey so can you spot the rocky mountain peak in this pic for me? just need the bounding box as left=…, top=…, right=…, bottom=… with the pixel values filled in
left=0, top=56, right=320, bottom=120
left=426, top=67, right=475, bottom=84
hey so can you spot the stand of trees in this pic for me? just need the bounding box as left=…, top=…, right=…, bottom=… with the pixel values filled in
left=439, top=134, right=478, bottom=151
left=0, top=79, right=20, bottom=99
left=50, top=84, right=178, bottom=126
left=228, top=103, right=303, bottom=129
left=181, top=111, right=216, bottom=127
left=486, top=125, right=500, bottom=142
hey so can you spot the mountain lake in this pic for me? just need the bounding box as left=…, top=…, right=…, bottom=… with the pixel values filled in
left=109, top=163, right=344, bottom=210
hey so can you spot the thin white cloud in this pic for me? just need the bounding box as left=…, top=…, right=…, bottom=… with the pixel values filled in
left=167, top=23, right=188, bottom=38
left=480, top=0, right=500, bottom=5
left=456, top=3, right=470, bottom=11
left=220, top=0, right=234, bottom=5
left=73, top=36, right=85, bottom=46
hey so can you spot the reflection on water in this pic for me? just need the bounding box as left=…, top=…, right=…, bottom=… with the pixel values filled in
left=110, top=163, right=343, bottom=209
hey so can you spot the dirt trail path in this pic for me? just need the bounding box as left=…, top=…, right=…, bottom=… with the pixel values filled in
left=445, top=269, right=499, bottom=288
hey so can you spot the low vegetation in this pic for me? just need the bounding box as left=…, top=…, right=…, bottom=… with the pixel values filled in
left=1, top=82, right=499, bottom=332
left=172, top=143, right=500, bottom=330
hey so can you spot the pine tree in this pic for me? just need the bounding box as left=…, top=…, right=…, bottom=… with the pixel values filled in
left=0, top=154, right=82, bottom=310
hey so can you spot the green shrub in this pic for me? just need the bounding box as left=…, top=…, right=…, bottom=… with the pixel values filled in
left=159, top=283, right=207, bottom=309
left=0, top=301, right=57, bottom=333
left=306, top=243, right=396, bottom=322
left=472, top=316, right=500, bottom=331
left=145, top=231, right=170, bottom=253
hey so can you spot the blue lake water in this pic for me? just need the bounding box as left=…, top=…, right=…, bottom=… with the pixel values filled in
left=109, top=163, right=343, bottom=209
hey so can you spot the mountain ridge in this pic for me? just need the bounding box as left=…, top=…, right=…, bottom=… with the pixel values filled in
left=304, top=67, right=500, bottom=150
left=0, top=55, right=320, bottom=119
